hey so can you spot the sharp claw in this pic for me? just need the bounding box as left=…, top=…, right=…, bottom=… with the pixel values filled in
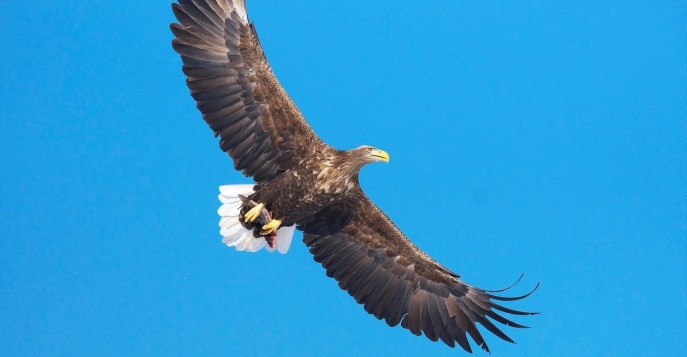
left=244, top=203, right=264, bottom=223
left=260, top=219, right=282, bottom=236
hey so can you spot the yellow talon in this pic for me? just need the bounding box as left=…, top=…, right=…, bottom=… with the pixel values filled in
left=260, top=219, right=282, bottom=236
left=244, top=203, right=264, bottom=223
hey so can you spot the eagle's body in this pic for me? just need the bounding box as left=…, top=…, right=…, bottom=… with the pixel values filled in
left=247, top=146, right=360, bottom=228
left=171, top=0, right=537, bottom=353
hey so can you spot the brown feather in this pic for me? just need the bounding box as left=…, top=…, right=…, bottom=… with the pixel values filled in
left=171, top=0, right=325, bottom=182
left=171, top=1, right=537, bottom=352
left=301, top=191, right=537, bottom=352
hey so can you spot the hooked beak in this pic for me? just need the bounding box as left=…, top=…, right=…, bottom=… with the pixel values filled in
left=371, top=149, right=390, bottom=163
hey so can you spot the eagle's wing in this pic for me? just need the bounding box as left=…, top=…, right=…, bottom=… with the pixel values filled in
left=301, top=190, right=537, bottom=353
left=171, top=0, right=323, bottom=182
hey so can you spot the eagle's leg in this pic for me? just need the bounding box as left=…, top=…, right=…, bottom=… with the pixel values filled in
left=238, top=195, right=282, bottom=238
left=238, top=195, right=272, bottom=224
left=244, top=203, right=264, bottom=223
left=260, top=219, right=282, bottom=236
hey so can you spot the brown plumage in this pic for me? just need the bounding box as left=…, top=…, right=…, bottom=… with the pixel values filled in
left=171, top=0, right=537, bottom=353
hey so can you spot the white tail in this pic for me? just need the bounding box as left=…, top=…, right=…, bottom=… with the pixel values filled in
left=217, top=184, right=294, bottom=254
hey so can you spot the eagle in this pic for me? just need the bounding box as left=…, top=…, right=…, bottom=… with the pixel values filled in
left=170, top=0, right=537, bottom=353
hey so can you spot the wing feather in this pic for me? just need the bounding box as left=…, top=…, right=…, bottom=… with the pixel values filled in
left=171, top=0, right=325, bottom=182
left=383, top=277, right=412, bottom=327
left=301, top=191, right=537, bottom=352
left=384, top=277, right=412, bottom=327
left=363, top=269, right=393, bottom=315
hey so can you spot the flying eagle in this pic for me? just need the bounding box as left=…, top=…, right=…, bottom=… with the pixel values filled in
left=170, top=0, right=537, bottom=352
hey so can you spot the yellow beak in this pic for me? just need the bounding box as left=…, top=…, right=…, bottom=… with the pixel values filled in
left=371, top=149, right=390, bottom=163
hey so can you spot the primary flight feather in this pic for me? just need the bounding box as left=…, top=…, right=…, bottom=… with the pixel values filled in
left=170, top=0, right=537, bottom=352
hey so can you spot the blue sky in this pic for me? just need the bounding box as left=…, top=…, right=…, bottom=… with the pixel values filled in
left=1, top=1, right=686, bottom=356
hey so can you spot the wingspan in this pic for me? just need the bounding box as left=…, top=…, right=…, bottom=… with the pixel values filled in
left=301, top=190, right=538, bottom=353
left=171, top=0, right=324, bottom=182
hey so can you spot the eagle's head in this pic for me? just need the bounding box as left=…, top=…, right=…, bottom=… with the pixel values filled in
left=352, top=145, right=390, bottom=165
left=338, top=146, right=389, bottom=178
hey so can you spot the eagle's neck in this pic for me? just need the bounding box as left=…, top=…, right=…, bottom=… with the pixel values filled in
left=304, top=150, right=361, bottom=196
left=335, top=150, right=366, bottom=181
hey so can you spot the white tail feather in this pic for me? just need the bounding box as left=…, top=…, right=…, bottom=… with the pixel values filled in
left=275, top=225, right=295, bottom=254
left=217, top=184, right=294, bottom=254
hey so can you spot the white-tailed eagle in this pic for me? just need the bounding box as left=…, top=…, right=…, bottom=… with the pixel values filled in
left=170, top=0, right=537, bottom=352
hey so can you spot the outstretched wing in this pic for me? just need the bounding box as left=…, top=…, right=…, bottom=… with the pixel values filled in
left=171, top=0, right=324, bottom=182
left=301, top=190, right=538, bottom=353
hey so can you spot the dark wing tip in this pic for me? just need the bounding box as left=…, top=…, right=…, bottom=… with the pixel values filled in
left=486, top=276, right=540, bottom=303
left=484, top=273, right=524, bottom=293
left=478, top=340, right=491, bottom=354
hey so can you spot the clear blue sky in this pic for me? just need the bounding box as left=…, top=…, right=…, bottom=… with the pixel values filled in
left=1, top=1, right=686, bottom=356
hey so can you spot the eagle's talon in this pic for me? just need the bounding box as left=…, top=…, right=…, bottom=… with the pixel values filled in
left=244, top=203, right=264, bottom=223
left=260, top=219, right=282, bottom=236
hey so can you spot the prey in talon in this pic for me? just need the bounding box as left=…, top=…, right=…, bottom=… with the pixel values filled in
left=238, top=195, right=280, bottom=248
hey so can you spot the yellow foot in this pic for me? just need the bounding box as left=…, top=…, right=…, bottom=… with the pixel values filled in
left=244, top=203, right=264, bottom=223
left=260, top=219, right=282, bottom=236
